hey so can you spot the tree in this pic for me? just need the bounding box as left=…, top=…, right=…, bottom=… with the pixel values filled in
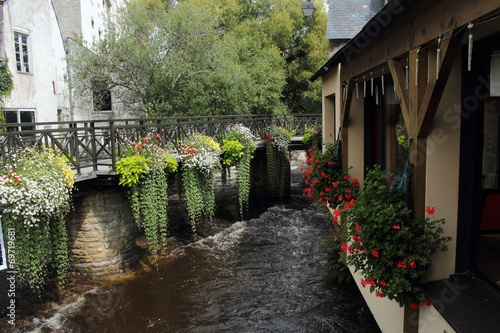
left=69, top=0, right=326, bottom=117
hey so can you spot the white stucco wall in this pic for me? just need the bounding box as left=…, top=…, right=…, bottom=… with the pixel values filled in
left=3, top=0, right=69, bottom=123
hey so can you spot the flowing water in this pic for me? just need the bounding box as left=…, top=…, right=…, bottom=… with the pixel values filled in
left=23, top=199, right=380, bottom=333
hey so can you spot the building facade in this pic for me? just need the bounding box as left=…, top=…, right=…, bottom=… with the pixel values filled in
left=0, top=0, right=126, bottom=127
left=313, top=0, right=500, bottom=332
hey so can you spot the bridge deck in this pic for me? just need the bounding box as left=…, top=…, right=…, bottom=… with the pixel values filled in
left=0, top=114, right=319, bottom=182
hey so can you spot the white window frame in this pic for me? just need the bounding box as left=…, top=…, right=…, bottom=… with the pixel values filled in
left=14, top=31, right=30, bottom=73
left=3, top=108, right=36, bottom=131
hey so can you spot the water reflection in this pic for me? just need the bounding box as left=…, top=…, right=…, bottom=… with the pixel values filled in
left=32, top=205, right=380, bottom=333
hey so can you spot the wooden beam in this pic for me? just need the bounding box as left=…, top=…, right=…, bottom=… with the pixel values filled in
left=341, top=79, right=354, bottom=127
left=417, top=29, right=466, bottom=137
left=388, top=58, right=411, bottom=133
left=340, top=0, right=499, bottom=82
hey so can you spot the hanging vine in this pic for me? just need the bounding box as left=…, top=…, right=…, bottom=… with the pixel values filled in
left=264, top=125, right=294, bottom=200
left=115, top=133, right=177, bottom=258
left=179, top=133, right=221, bottom=231
left=221, top=124, right=256, bottom=218
left=0, top=148, right=74, bottom=293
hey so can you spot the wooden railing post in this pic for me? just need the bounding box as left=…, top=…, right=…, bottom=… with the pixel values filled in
left=110, top=121, right=117, bottom=170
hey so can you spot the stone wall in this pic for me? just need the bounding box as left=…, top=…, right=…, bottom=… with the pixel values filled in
left=67, top=189, right=138, bottom=279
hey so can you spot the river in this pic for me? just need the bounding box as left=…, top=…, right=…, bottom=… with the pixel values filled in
left=23, top=198, right=380, bottom=333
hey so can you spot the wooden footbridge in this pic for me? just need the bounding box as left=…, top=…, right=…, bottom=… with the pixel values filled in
left=0, top=114, right=320, bottom=182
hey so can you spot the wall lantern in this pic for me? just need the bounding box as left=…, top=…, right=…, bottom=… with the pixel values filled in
left=302, top=1, right=317, bottom=19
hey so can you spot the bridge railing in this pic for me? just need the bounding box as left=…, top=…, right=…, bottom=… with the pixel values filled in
left=0, top=114, right=320, bottom=179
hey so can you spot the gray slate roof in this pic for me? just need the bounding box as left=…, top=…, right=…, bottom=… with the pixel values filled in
left=327, top=0, right=386, bottom=39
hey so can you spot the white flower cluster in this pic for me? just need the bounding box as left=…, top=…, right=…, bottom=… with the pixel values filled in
left=227, top=123, right=255, bottom=143
left=179, top=134, right=221, bottom=177
left=267, top=126, right=292, bottom=155
left=272, top=134, right=290, bottom=154
left=0, top=151, right=73, bottom=227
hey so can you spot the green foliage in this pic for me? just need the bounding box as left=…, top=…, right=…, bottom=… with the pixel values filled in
left=302, top=126, right=323, bottom=150
left=221, top=139, right=245, bottom=166
left=264, top=125, right=294, bottom=199
left=115, top=134, right=178, bottom=258
left=0, top=62, right=13, bottom=100
left=133, top=168, right=169, bottom=257
left=115, top=154, right=152, bottom=187
left=221, top=124, right=256, bottom=217
left=319, top=229, right=352, bottom=285
left=0, top=149, right=73, bottom=293
left=340, top=165, right=451, bottom=308
left=69, top=0, right=326, bottom=116
left=302, top=142, right=359, bottom=212
left=179, top=134, right=221, bottom=230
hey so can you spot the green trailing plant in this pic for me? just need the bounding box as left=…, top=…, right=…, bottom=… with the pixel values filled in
left=264, top=125, right=294, bottom=200
left=115, top=133, right=178, bottom=258
left=0, top=148, right=74, bottom=293
left=336, top=165, right=451, bottom=308
left=221, top=124, right=256, bottom=218
left=179, top=133, right=221, bottom=231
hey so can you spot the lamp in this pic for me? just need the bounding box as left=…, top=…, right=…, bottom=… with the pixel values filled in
left=302, top=1, right=316, bottom=19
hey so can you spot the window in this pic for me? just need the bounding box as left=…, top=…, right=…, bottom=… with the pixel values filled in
left=14, top=32, right=29, bottom=73
left=93, top=89, right=112, bottom=111
left=3, top=109, right=35, bottom=132
left=458, top=32, right=500, bottom=291
left=364, top=76, right=403, bottom=174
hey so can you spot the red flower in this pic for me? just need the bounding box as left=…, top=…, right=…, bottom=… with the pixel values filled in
left=379, top=281, right=388, bottom=286
left=392, top=225, right=401, bottom=230
left=355, top=222, right=363, bottom=233
left=397, top=262, right=407, bottom=268
left=421, top=300, right=431, bottom=306
left=156, top=133, right=161, bottom=139
left=352, top=178, right=360, bottom=187
left=329, top=133, right=333, bottom=137
left=409, top=303, right=420, bottom=310
left=425, top=206, right=436, bottom=215
left=327, top=161, right=334, bottom=165
left=371, top=250, right=379, bottom=258
left=375, top=290, right=385, bottom=298
left=361, top=278, right=375, bottom=288
left=345, top=188, right=352, bottom=193
left=303, top=188, right=312, bottom=197
left=343, top=175, right=351, bottom=180
left=338, top=194, right=343, bottom=201
left=332, top=182, right=339, bottom=187
left=408, top=259, right=417, bottom=268
left=325, top=187, right=330, bottom=192
left=332, top=208, right=341, bottom=224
